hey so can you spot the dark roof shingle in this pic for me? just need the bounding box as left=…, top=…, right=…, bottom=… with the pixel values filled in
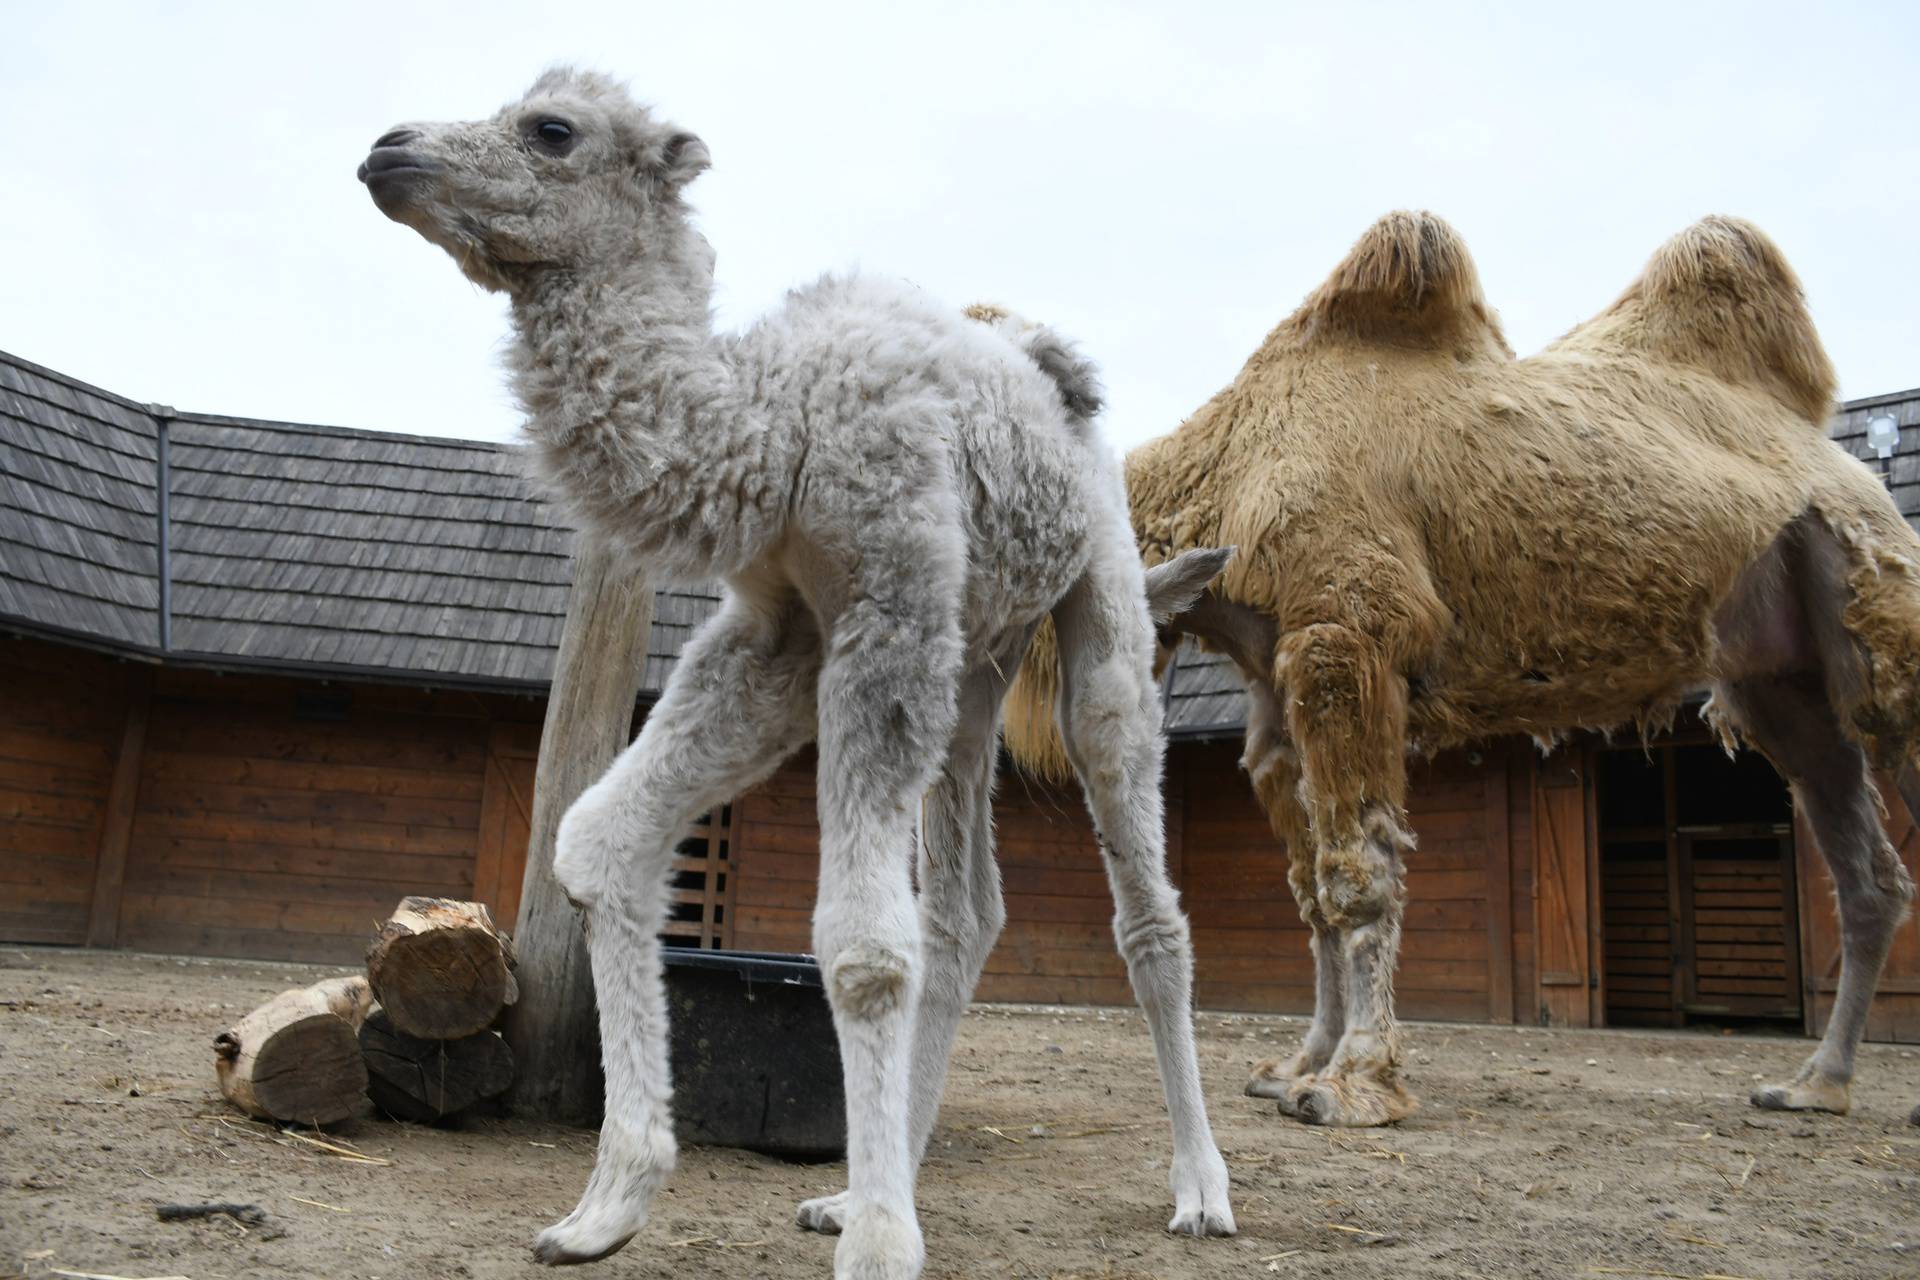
left=0, top=350, right=718, bottom=692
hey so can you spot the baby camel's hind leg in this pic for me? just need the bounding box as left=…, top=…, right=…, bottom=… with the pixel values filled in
left=534, top=597, right=820, bottom=1266
left=1241, top=679, right=1348, bottom=1098
left=1054, top=549, right=1234, bottom=1238
left=1718, top=673, right=1914, bottom=1115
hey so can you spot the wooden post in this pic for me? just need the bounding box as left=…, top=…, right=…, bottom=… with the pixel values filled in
left=87, top=665, right=153, bottom=948
left=502, top=543, right=654, bottom=1123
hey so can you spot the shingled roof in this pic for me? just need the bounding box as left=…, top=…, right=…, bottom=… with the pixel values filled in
left=4, top=348, right=1914, bottom=731
left=0, top=350, right=715, bottom=693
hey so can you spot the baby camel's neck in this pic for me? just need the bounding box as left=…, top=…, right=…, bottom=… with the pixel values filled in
left=506, top=260, right=785, bottom=582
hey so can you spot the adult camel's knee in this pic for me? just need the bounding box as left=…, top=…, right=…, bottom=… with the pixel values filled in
left=1314, top=808, right=1412, bottom=930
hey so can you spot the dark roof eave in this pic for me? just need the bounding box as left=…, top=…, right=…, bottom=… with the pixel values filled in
left=0, top=613, right=663, bottom=703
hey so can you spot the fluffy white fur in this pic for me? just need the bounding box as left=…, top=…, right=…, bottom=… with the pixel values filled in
left=360, top=68, right=1235, bottom=1278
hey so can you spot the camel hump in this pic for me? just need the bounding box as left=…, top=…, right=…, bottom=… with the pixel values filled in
left=1285, top=211, right=1509, bottom=354
left=1608, top=216, right=1836, bottom=425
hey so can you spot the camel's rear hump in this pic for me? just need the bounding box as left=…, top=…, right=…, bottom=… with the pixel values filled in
left=1280, top=210, right=1512, bottom=358
left=1593, top=216, right=1836, bottom=426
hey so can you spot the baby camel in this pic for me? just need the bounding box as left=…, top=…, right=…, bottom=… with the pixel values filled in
left=358, top=69, right=1235, bottom=1279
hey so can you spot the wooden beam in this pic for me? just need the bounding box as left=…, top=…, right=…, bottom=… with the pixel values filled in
left=87, top=666, right=153, bottom=948
left=502, top=543, right=654, bottom=1124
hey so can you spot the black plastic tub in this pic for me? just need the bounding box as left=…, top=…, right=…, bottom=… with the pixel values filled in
left=662, top=948, right=845, bottom=1160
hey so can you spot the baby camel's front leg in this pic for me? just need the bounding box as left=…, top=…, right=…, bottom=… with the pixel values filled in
left=533, top=597, right=819, bottom=1266
left=811, top=597, right=964, bottom=1280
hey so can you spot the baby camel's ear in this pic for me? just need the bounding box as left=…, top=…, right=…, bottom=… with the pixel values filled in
left=654, top=131, right=711, bottom=192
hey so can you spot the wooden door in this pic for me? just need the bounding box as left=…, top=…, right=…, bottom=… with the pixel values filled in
left=1532, top=749, right=1598, bottom=1026
left=476, top=722, right=540, bottom=931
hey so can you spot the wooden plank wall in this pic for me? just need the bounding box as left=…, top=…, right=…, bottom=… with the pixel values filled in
left=726, top=750, right=1133, bottom=1004
left=0, top=638, right=129, bottom=943
left=729, top=739, right=1532, bottom=1021
left=113, top=667, right=535, bottom=964
left=1178, top=740, right=1531, bottom=1022
left=15, top=627, right=1920, bottom=1046
left=1800, top=775, right=1920, bottom=1043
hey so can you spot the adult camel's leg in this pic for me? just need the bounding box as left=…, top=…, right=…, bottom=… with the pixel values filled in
left=1278, top=623, right=1418, bottom=1128
left=1240, top=678, right=1348, bottom=1099
left=1720, top=674, right=1915, bottom=1115
left=812, top=592, right=965, bottom=1280
left=1054, top=531, right=1235, bottom=1237
left=798, top=658, right=1014, bottom=1234
left=534, top=594, right=821, bottom=1265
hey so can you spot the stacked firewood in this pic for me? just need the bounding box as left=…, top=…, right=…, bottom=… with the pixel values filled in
left=214, top=897, right=518, bottom=1125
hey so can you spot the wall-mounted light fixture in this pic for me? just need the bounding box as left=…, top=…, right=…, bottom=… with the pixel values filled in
left=1867, top=412, right=1900, bottom=459
left=1866, top=412, right=1900, bottom=489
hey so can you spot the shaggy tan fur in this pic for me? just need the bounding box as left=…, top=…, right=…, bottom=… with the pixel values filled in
left=1006, top=210, right=1920, bottom=1126
left=1014, top=212, right=1920, bottom=768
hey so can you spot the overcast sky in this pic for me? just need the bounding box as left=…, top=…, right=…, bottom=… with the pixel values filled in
left=4, top=2, right=1915, bottom=453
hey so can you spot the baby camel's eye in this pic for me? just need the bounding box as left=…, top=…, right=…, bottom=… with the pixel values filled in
left=532, top=119, right=574, bottom=151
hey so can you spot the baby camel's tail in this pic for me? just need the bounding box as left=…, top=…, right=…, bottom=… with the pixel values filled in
left=1004, top=547, right=1236, bottom=784
left=964, top=303, right=1104, bottom=433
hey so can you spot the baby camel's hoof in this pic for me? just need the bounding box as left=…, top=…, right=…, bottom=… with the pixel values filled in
left=834, top=1204, right=924, bottom=1280
left=1750, top=1079, right=1849, bottom=1115
left=796, top=1189, right=849, bottom=1235
left=532, top=1226, right=636, bottom=1267
left=1168, top=1205, right=1237, bottom=1237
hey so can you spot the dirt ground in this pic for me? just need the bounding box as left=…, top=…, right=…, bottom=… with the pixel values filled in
left=3, top=949, right=1918, bottom=1280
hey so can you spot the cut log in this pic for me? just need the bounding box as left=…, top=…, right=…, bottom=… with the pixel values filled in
left=366, top=896, right=517, bottom=1040
left=358, top=1005, right=516, bottom=1123
left=214, top=975, right=372, bottom=1125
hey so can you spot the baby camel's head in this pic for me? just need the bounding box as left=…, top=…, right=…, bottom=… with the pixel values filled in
left=358, top=68, right=711, bottom=293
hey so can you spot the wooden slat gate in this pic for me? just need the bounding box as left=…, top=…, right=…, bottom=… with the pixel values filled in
left=477, top=720, right=737, bottom=950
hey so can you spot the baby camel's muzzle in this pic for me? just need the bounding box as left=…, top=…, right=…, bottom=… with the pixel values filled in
left=357, top=129, right=439, bottom=215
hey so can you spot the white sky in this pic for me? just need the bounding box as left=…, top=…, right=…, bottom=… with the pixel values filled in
left=3, top=1, right=1915, bottom=452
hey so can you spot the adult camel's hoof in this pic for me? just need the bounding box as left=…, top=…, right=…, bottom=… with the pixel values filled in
left=795, top=1188, right=849, bottom=1234
left=1245, top=1050, right=1318, bottom=1099
left=1750, top=1077, right=1849, bottom=1115
left=1284, top=1071, right=1416, bottom=1128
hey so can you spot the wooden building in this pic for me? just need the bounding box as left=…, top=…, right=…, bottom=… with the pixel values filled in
left=4, top=349, right=1918, bottom=1042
